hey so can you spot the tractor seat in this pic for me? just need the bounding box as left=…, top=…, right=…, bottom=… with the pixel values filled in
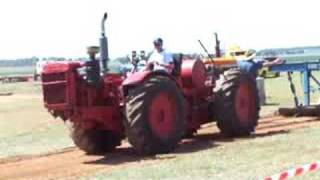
left=172, top=53, right=183, bottom=76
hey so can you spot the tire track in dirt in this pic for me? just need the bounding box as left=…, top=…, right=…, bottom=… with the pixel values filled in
left=0, top=116, right=319, bottom=180
left=0, top=144, right=155, bottom=180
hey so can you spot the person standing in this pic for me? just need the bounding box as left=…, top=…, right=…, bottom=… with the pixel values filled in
left=237, top=49, right=284, bottom=78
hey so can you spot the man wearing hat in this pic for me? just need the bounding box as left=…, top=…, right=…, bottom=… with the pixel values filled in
left=148, top=38, right=174, bottom=73
left=237, top=49, right=284, bottom=78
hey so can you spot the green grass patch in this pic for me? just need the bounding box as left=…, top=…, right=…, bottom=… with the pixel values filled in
left=0, top=66, right=34, bottom=76
left=261, top=70, right=320, bottom=116
left=0, top=81, right=42, bottom=95
left=84, top=126, right=320, bottom=180
left=0, top=82, right=73, bottom=158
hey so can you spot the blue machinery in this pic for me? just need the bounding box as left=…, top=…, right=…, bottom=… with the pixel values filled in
left=271, top=61, right=320, bottom=107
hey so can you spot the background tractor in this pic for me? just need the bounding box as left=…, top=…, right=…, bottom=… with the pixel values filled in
left=41, top=13, right=260, bottom=155
left=202, top=35, right=280, bottom=78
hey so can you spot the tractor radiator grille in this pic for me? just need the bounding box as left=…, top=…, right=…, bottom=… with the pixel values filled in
left=42, top=72, right=68, bottom=105
left=43, top=83, right=67, bottom=104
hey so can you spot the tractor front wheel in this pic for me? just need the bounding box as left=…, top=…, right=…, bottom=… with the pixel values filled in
left=214, top=69, right=260, bottom=136
left=69, top=122, right=122, bottom=155
left=125, top=75, right=186, bottom=155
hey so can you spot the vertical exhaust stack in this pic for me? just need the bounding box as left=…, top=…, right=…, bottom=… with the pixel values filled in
left=214, top=33, right=221, bottom=58
left=100, top=12, right=109, bottom=73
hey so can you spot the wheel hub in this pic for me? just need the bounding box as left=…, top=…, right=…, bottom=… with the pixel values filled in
left=235, top=81, right=256, bottom=125
left=149, top=92, right=177, bottom=139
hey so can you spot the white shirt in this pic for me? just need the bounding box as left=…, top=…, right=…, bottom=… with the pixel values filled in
left=148, top=49, right=173, bottom=72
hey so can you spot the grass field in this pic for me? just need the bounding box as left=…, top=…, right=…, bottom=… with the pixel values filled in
left=266, top=72, right=320, bottom=104
left=84, top=127, right=320, bottom=180
left=0, top=82, right=73, bottom=158
left=0, top=66, right=34, bottom=76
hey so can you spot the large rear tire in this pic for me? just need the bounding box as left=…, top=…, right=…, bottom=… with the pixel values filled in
left=125, top=75, right=186, bottom=155
left=214, top=69, right=260, bottom=136
left=69, top=122, right=121, bottom=155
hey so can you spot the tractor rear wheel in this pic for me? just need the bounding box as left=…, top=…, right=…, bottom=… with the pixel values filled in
left=214, top=69, right=260, bottom=136
left=125, top=75, right=186, bottom=155
left=69, top=122, right=121, bottom=155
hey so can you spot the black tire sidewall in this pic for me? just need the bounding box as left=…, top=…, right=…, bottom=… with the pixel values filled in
left=125, top=75, right=186, bottom=154
left=215, top=69, right=260, bottom=136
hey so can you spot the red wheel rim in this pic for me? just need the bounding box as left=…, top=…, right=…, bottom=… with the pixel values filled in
left=235, top=81, right=256, bottom=125
left=149, top=92, right=177, bottom=139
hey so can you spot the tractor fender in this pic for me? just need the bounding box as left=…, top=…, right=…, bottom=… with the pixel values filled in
left=122, top=70, right=175, bottom=96
left=180, top=59, right=207, bottom=91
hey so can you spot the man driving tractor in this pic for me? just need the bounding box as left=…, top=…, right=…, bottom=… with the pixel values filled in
left=148, top=38, right=174, bottom=73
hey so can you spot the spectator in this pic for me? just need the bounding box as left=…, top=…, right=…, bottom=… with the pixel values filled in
left=237, top=49, right=284, bottom=77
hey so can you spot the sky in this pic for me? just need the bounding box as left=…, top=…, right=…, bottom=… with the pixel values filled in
left=0, top=0, right=319, bottom=59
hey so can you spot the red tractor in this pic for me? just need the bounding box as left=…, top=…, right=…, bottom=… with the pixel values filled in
left=41, top=13, right=259, bottom=155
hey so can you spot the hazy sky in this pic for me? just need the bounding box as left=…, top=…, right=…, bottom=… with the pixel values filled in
left=0, top=0, right=319, bottom=59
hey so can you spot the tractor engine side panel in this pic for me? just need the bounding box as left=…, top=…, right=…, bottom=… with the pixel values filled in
left=41, top=63, right=124, bottom=133
left=70, top=74, right=124, bottom=132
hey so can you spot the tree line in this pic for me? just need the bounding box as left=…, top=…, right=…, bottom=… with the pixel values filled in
left=1, top=45, right=320, bottom=67
left=0, top=57, right=38, bottom=67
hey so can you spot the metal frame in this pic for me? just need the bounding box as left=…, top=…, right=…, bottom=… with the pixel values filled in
left=271, top=62, right=320, bottom=106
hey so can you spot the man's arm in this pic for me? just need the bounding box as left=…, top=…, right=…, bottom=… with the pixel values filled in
left=262, top=58, right=284, bottom=67
left=157, top=52, right=174, bottom=70
left=156, top=61, right=174, bottom=69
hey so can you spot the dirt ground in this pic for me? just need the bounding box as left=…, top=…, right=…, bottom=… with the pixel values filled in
left=0, top=115, right=319, bottom=180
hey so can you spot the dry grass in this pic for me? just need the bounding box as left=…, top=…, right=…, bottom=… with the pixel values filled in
left=0, top=82, right=73, bottom=158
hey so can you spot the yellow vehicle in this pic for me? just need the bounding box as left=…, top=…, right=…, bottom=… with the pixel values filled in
left=199, top=34, right=279, bottom=78
left=203, top=41, right=280, bottom=78
left=224, top=45, right=247, bottom=59
left=257, top=57, right=280, bottom=78
left=202, top=44, right=249, bottom=68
